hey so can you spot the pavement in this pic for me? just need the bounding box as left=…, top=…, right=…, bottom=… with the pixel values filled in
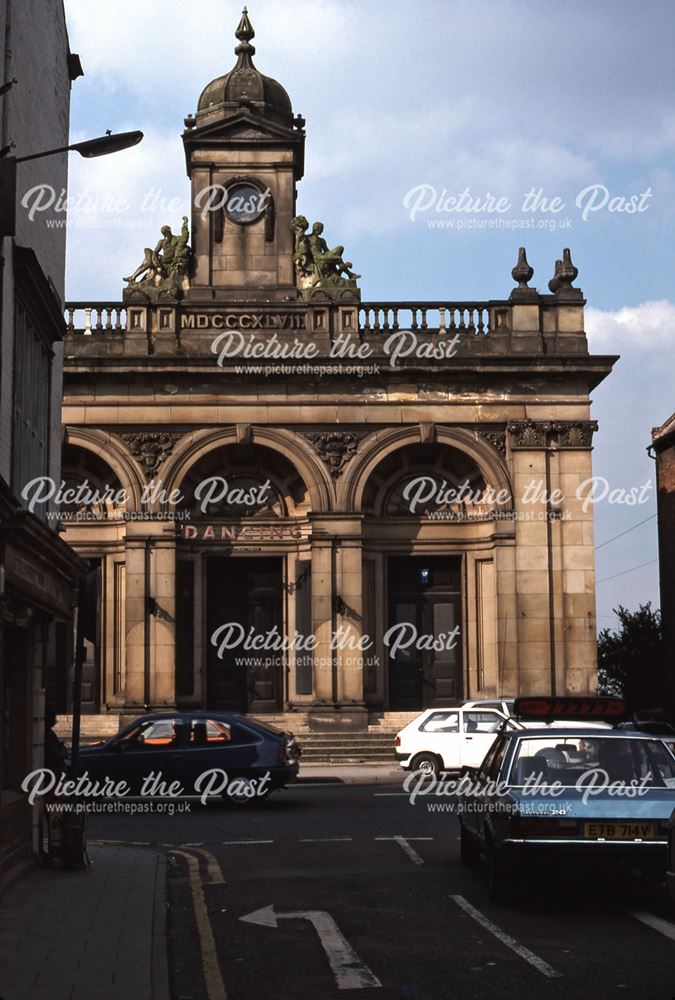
left=0, top=843, right=170, bottom=1000
left=0, top=764, right=396, bottom=1000
left=297, top=763, right=403, bottom=783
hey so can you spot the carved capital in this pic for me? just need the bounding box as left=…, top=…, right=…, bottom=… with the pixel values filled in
left=507, top=419, right=550, bottom=449
left=550, top=420, right=598, bottom=448
left=507, top=419, right=597, bottom=449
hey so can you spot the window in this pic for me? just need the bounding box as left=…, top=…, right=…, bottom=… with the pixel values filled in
left=12, top=297, right=52, bottom=499
left=420, top=711, right=459, bottom=733
left=479, top=736, right=509, bottom=780
left=123, top=718, right=182, bottom=748
left=487, top=738, right=510, bottom=780
left=463, top=711, right=502, bottom=733
left=508, top=737, right=675, bottom=787
left=189, top=719, right=232, bottom=745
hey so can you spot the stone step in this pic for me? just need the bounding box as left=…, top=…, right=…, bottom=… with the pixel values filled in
left=55, top=715, right=120, bottom=739
left=301, top=752, right=397, bottom=763
left=299, top=732, right=394, bottom=741
left=301, top=740, right=396, bottom=747
left=300, top=748, right=394, bottom=755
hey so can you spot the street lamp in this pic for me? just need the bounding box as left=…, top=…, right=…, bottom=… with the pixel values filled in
left=13, top=129, right=143, bottom=163
left=0, top=130, right=144, bottom=235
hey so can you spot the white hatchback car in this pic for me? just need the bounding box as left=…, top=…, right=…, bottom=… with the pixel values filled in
left=395, top=706, right=511, bottom=776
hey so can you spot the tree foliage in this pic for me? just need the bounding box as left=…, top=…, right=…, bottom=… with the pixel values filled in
left=597, top=603, right=664, bottom=712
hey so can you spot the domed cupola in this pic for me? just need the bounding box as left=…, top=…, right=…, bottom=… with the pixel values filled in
left=196, top=8, right=293, bottom=128
left=182, top=7, right=305, bottom=301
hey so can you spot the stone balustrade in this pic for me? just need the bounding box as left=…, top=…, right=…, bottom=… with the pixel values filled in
left=65, top=302, right=127, bottom=334
left=62, top=294, right=588, bottom=357
left=359, top=301, right=502, bottom=336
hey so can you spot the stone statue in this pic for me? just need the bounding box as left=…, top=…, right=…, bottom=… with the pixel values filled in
left=291, top=214, right=313, bottom=279
left=308, top=222, right=360, bottom=281
left=291, top=216, right=360, bottom=295
left=124, top=216, right=191, bottom=299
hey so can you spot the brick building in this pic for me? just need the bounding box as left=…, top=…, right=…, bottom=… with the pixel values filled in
left=651, top=413, right=675, bottom=723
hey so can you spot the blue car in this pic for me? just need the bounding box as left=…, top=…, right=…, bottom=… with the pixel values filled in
left=71, top=711, right=301, bottom=803
left=457, top=698, right=675, bottom=900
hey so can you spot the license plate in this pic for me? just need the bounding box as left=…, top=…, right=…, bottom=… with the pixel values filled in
left=583, top=821, right=655, bottom=841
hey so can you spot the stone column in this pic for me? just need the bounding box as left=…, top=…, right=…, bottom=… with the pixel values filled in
left=122, top=535, right=146, bottom=711
left=151, top=537, right=177, bottom=708
left=335, top=538, right=366, bottom=712
left=310, top=535, right=334, bottom=705
left=558, top=445, right=597, bottom=694
left=510, top=447, right=552, bottom=695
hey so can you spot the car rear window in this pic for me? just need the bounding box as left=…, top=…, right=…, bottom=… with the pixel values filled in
left=509, top=736, right=675, bottom=787
left=189, top=719, right=233, bottom=745
left=245, top=716, right=286, bottom=737
left=420, top=711, right=459, bottom=733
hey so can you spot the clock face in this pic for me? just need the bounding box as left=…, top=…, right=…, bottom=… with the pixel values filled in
left=225, top=182, right=269, bottom=224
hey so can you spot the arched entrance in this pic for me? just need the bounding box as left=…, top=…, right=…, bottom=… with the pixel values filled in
left=173, top=441, right=313, bottom=714
left=358, top=440, right=507, bottom=710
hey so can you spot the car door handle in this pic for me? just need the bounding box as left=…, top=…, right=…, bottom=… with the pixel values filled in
left=465, top=736, right=473, bottom=740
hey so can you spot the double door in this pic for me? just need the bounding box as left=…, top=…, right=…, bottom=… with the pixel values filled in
left=387, top=557, right=462, bottom=710
left=206, top=557, right=283, bottom=714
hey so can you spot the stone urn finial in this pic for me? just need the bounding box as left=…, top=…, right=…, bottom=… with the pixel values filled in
left=548, top=258, right=562, bottom=293
left=559, top=247, right=578, bottom=286
left=549, top=248, right=578, bottom=293
left=511, top=247, right=534, bottom=288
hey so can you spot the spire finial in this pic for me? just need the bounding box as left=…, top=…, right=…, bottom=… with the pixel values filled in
left=235, top=7, right=255, bottom=44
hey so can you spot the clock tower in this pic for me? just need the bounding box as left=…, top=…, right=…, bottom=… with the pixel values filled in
left=182, top=8, right=306, bottom=302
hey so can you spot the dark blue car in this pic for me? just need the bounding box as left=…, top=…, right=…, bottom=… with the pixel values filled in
left=72, top=711, right=300, bottom=803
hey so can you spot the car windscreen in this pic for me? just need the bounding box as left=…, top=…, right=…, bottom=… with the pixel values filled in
left=508, top=736, right=675, bottom=788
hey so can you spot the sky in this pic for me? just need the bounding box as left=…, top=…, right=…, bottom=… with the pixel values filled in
left=58, top=0, right=675, bottom=632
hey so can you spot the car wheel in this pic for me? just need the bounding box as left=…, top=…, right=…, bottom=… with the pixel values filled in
left=459, top=822, right=481, bottom=867
left=410, top=752, right=441, bottom=777
left=223, top=777, right=262, bottom=806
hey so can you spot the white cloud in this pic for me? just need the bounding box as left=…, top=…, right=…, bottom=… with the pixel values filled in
left=586, top=299, right=675, bottom=350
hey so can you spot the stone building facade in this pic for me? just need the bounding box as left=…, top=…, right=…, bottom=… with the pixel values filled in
left=0, top=0, right=85, bottom=879
left=61, top=11, right=616, bottom=731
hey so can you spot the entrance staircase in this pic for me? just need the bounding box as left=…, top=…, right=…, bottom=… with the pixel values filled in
left=267, top=711, right=420, bottom=764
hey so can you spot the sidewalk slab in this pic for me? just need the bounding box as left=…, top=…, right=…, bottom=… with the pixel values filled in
left=0, top=845, right=169, bottom=1000
left=297, top=763, right=404, bottom=784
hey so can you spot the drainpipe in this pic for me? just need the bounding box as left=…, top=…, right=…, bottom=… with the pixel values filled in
left=144, top=539, right=153, bottom=710
left=331, top=540, right=338, bottom=705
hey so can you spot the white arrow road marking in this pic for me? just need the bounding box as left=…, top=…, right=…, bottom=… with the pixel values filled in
left=450, top=895, right=561, bottom=979
left=374, top=836, right=433, bottom=865
left=630, top=910, right=675, bottom=942
left=240, top=905, right=382, bottom=990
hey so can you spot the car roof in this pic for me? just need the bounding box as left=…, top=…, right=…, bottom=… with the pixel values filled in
left=501, top=726, right=665, bottom=740
left=127, top=710, right=247, bottom=722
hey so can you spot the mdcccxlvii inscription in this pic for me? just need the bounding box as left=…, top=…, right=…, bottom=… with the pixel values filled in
left=181, top=312, right=307, bottom=331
